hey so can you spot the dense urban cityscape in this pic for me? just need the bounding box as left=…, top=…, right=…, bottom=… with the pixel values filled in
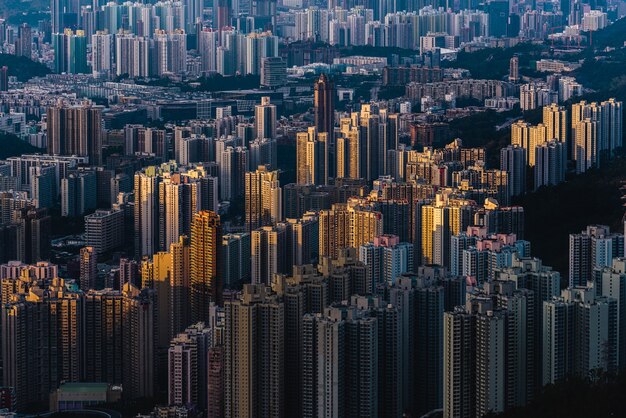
left=0, top=0, right=624, bottom=417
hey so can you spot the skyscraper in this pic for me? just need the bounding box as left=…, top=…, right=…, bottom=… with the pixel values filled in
left=15, top=206, right=51, bottom=264
left=500, top=145, right=527, bottom=197
left=314, top=73, right=335, bottom=137
left=79, top=246, right=97, bottom=291
left=121, top=283, right=158, bottom=399
left=84, top=288, right=124, bottom=385
left=220, top=233, right=251, bottom=289
left=53, top=29, right=88, bottom=74
left=444, top=297, right=506, bottom=418
left=543, top=285, right=617, bottom=384
left=245, top=165, right=282, bottom=232
left=169, top=236, right=191, bottom=338
left=46, top=104, right=103, bottom=165
left=543, top=104, right=568, bottom=144
left=92, top=30, right=114, bottom=79
left=251, top=223, right=288, bottom=285
left=158, top=174, right=200, bottom=252
left=134, top=168, right=160, bottom=259
left=421, top=193, right=475, bottom=266
left=600, top=258, right=626, bottom=370
left=569, top=225, right=624, bottom=287
left=2, top=279, right=82, bottom=410
left=190, top=211, right=222, bottom=322
left=0, top=66, right=8, bottom=92
left=296, top=128, right=330, bottom=185
left=319, top=203, right=384, bottom=259
left=85, top=208, right=124, bottom=255
left=168, top=323, right=212, bottom=409
left=214, top=0, right=232, bottom=32
left=224, top=284, right=284, bottom=417
left=574, top=118, right=599, bottom=173
left=15, top=24, right=32, bottom=59
left=301, top=304, right=379, bottom=418
left=508, top=55, right=519, bottom=82
left=254, top=96, right=277, bottom=140
left=534, top=140, right=566, bottom=190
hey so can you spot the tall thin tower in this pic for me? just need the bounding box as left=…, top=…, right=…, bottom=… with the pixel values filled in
left=314, top=73, right=335, bottom=137
left=190, top=210, right=222, bottom=322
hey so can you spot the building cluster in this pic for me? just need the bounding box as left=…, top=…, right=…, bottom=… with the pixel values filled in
left=502, top=99, right=623, bottom=196
left=0, top=70, right=620, bottom=418
left=1, top=0, right=614, bottom=82
left=0, top=0, right=621, bottom=413
left=519, top=75, right=584, bottom=111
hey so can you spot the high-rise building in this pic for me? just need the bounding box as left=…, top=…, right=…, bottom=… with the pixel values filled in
left=169, top=236, right=191, bottom=338
left=0, top=66, right=8, bottom=91
left=601, top=98, right=623, bottom=155
left=224, top=284, right=284, bottom=417
left=61, top=171, right=97, bottom=217
left=543, top=104, right=568, bottom=144
left=15, top=206, right=51, bottom=264
left=252, top=0, right=277, bottom=31
left=158, top=174, right=201, bottom=252
left=260, top=57, right=287, bottom=87
left=314, top=73, right=335, bottom=137
left=190, top=211, right=222, bottom=322
left=121, top=283, right=158, bottom=399
left=500, top=145, right=527, bottom=197
left=29, top=164, right=56, bottom=209
left=185, top=0, right=204, bottom=33
left=115, top=33, right=154, bottom=78
left=47, top=104, right=103, bottom=165
left=599, top=258, right=626, bottom=370
left=494, top=254, right=562, bottom=388
left=511, top=121, right=547, bottom=167
left=444, top=296, right=506, bottom=418
left=198, top=28, right=219, bottom=73
left=413, top=274, right=445, bottom=415
left=154, top=30, right=187, bottom=76
left=302, top=303, right=379, bottom=418
left=214, top=0, right=232, bottom=32
left=296, top=128, right=330, bottom=185
left=359, top=234, right=413, bottom=290
left=2, top=278, right=82, bottom=410
left=534, top=140, right=566, bottom=190
left=168, top=323, right=212, bottom=409
left=573, top=118, right=599, bottom=173
left=543, top=285, right=617, bottom=385
left=92, top=30, right=114, bottom=79
left=421, top=193, right=475, bottom=266
left=569, top=225, right=624, bottom=288
left=83, top=288, right=124, bottom=385
left=251, top=223, right=288, bottom=285
left=207, top=346, right=225, bottom=418
left=571, top=99, right=623, bottom=168
left=219, top=145, right=248, bottom=201
left=245, top=165, right=282, bottom=232
left=134, top=168, right=160, bottom=259
left=319, top=203, right=384, bottom=259
left=79, top=246, right=97, bottom=291
left=85, top=208, right=124, bottom=255
left=254, top=96, right=277, bottom=140
left=15, top=23, right=32, bottom=59
left=220, top=233, right=251, bottom=289
left=53, top=29, right=88, bottom=74
left=487, top=0, right=509, bottom=38
left=443, top=305, right=475, bottom=418
left=508, top=55, right=519, bottom=82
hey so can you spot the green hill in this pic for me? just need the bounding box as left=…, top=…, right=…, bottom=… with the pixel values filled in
left=0, top=133, right=40, bottom=159
left=0, top=54, right=50, bottom=82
